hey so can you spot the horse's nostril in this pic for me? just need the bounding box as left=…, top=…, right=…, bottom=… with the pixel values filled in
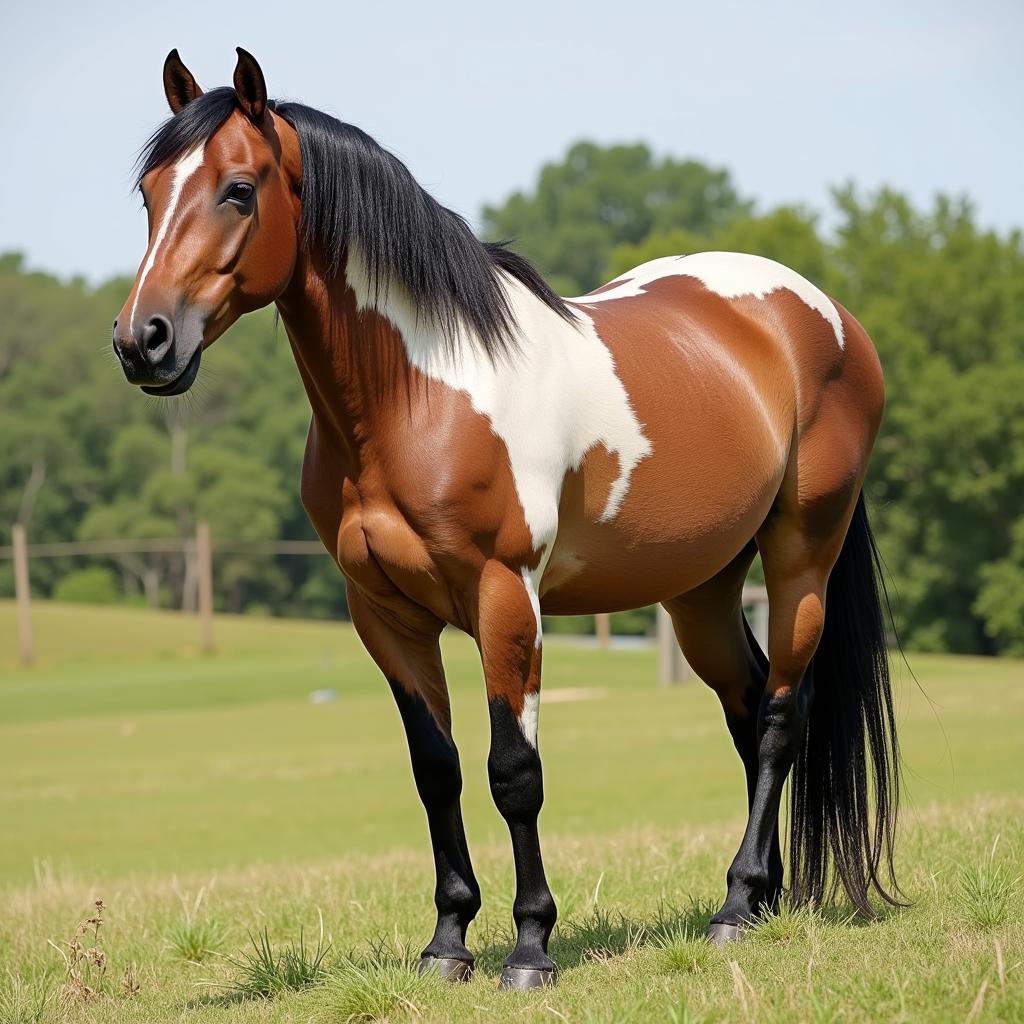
left=141, top=315, right=174, bottom=364
left=112, top=335, right=128, bottom=366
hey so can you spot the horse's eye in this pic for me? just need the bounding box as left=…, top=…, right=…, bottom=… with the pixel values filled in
left=226, top=182, right=254, bottom=206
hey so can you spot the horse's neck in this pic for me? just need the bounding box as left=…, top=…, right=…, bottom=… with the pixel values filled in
left=274, top=256, right=363, bottom=471
left=275, top=249, right=461, bottom=474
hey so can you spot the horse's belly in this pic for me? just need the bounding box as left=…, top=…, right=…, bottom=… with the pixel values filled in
left=540, top=496, right=774, bottom=615
left=540, top=400, right=785, bottom=614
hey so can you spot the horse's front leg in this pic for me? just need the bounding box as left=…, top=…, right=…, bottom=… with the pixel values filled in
left=347, top=585, right=481, bottom=980
left=476, top=561, right=557, bottom=990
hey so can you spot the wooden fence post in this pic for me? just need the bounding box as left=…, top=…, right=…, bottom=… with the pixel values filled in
left=741, top=584, right=769, bottom=656
left=657, top=604, right=688, bottom=686
left=196, top=521, right=214, bottom=652
left=595, top=613, right=611, bottom=650
left=12, top=523, right=33, bottom=666
left=750, top=595, right=769, bottom=655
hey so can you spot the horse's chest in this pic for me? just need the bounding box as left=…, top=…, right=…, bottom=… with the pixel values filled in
left=334, top=476, right=474, bottom=620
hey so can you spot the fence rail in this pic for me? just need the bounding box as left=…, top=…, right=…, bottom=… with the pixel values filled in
left=4, top=524, right=768, bottom=682
left=0, top=538, right=190, bottom=558
left=1, top=521, right=285, bottom=665
left=0, top=537, right=330, bottom=558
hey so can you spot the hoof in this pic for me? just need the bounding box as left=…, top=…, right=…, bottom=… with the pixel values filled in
left=417, top=956, right=474, bottom=982
left=706, top=920, right=745, bottom=945
left=499, top=965, right=558, bottom=990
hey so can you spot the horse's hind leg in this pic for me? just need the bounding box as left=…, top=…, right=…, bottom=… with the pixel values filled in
left=347, top=585, right=481, bottom=981
left=707, top=480, right=860, bottom=941
left=662, top=543, right=782, bottom=922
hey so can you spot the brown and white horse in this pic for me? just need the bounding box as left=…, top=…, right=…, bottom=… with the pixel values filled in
left=114, top=49, right=901, bottom=989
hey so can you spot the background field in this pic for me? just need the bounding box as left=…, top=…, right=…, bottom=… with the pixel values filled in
left=1, top=601, right=1022, bottom=1023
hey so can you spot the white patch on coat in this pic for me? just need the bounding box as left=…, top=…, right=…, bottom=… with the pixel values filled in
left=130, top=145, right=206, bottom=333
left=573, top=251, right=845, bottom=348
left=519, top=691, right=540, bottom=748
left=521, top=565, right=544, bottom=650
left=345, top=248, right=652, bottom=559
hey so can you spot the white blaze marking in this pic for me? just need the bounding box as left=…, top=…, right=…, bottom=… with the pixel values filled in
left=519, top=691, right=540, bottom=748
left=521, top=565, right=544, bottom=650
left=345, top=247, right=652, bottom=561
left=130, top=145, right=206, bottom=333
left=574, top=252, right=845, bottom=348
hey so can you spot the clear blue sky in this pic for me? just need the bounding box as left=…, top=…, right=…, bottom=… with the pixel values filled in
left=2, top=0, right=1020, bottom=282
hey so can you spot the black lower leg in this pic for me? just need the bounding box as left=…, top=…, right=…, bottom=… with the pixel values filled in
left=390, top=682, right=480, bottom=965
left=487, top=697, right=557, bottom=973
left=724, top=710, right=783, bottom=907
left=724, top=625, right=783, bottom=902
left=714, top=680, right=813, bottom=926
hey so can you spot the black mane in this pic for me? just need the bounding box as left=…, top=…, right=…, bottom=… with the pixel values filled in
left=136, top=87, right=574, bottom=357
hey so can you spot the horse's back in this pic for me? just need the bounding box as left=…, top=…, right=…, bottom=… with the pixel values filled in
left=541, top=252, right=882, bottom=613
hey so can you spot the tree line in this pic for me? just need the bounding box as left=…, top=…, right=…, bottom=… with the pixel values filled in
left=2, top=142, right=1023, bottom=654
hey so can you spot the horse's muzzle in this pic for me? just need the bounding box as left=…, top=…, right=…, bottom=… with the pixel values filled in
left=112, top=316, right=202, bottom=395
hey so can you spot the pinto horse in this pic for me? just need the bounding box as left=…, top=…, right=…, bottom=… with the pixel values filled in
left=114, top=49, right=901, bottom=989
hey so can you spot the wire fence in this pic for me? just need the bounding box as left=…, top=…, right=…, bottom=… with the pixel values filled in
left=3, top=522, right=768, bottom=680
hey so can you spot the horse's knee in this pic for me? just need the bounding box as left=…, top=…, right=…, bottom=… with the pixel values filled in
left=487, top=697, right=544, bottom=823
left=390, top=682, right=463, bottom=807
left=488, top=745, right=544, bottom=821
left=413, top=744, right=463, bottom=807
left=489, top=761, right=544, bottom=822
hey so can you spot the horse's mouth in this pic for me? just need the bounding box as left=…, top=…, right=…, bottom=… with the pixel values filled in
left=141, top=346, right=202, bottom=396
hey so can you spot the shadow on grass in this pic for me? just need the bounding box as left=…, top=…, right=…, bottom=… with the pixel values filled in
left=474, top=894, right=901, bottom=974
left=183, top=896, right=902, bottom=1003
left=803, top=900, right=906, bottom=929
left=184, top=988, right=255, bottom=1010
left=473, top=897, right=717, bottom=974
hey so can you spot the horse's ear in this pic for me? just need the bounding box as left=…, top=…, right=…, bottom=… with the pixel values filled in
left=233, top=47, right=267, bottom=122
left=163, top=49, right=203, bottom=114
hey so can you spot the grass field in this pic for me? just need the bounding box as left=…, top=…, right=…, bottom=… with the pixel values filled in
left=1, top=601, right=1022, bottom=1023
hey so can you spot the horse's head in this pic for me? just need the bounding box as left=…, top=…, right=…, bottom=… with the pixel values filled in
left=114, top=49, right=300, bottom=395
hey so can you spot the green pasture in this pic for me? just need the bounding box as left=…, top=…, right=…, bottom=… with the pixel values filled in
left=1, top=601, right=1022, bottom=1023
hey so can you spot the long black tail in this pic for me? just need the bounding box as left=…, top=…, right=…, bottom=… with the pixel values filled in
left=789, top=492, right=903, bottom=915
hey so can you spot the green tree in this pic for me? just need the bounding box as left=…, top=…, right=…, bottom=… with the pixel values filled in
left=829, top=189, right=1024, bottom=653
left=976, top=517, right=1024, bottom=656
left=54, top=567, right=120, bottom=605
left=0, top=255, right=328, bottom=617
left=482, top=143, right=751, bottom=294
left=608, top=206, right=828, bottom=285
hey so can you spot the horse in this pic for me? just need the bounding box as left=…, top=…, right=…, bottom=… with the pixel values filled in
left=113, top=48, right=901, bottom=990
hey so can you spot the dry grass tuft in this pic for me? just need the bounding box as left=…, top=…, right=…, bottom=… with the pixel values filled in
left=121, top=963, right=140, bottom=999
left=48, top=898, right=107, bottom=1005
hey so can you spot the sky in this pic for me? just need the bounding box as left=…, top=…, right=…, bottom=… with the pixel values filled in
left=2, top=0, right=1021, bottom=283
